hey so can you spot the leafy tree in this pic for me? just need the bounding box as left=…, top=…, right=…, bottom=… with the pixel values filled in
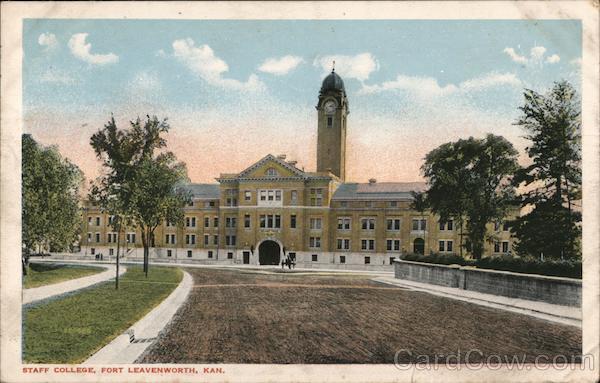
left=511, top=81, right=581, bottom=259
left=422, top=134, right=519, bottom=259
left=22, top=134, right=83, bottom=273
left=90, top=115, right=189, bottom=283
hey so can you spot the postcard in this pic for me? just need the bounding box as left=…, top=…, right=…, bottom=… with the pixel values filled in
left=1, top=2, right=598, bottom=382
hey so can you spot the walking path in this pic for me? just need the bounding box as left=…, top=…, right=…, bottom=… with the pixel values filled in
left=374, top=276, right=581, bottom=328
left=84, top=270, right=193, bottom=364
left=23, top=263, right=126, bottom=305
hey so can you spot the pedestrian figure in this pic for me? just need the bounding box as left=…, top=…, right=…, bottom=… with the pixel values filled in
left=287, top=257, right=292, bottom=270
left=281, top=259, right=285, bottom=269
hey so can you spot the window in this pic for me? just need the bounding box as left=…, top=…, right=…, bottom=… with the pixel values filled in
left=290, top=214, right=297, bottom=229
left=227, top=252, right=233, bottom=259
left=386, top=218, right=401, bottom=231
left=439, top=240, right=453, bottom=253
left=364, top=256, right=371, bottom=265
left=412, top=218, right=427, bottom=231
left=108, top=215, right=115, bottom=225
left=337, top=217, right=351, bottom=230
left=310, top=188, right=323, bottom=206
left=94, top=216, right=100, bottom=226
left=208, top=251, right=213, bottom=258
left=327, top=116, right=333, bottom=128
left=365, top=201, right=373, bottom=208
left=226, top=197, right=237, bottom=207
left=91, top=248, right=95, bottom=255
left=340, top=201, right=348, bottom=208
left=312, top=254, right=318, bottom=262
left=503, top=222, right=510, bottom=232
left=226, top=235, right=236, bottom=246
left=226, top=217, right=237, bottom=228
left=309, top=237, right=321, bottom=249
left=166, top=220, right=175, bottom=227
left=187, top=250, right=192, bottom=258
left=213, top=235, right=219, bottom=246
left=205, top=201, right=215, bottom=208
left=361, top=239, right=375, bottom=251
left=502, top=241, right=509, bottom=253
left=291, top=190, right=298, bottom=204
left=244, top=214, right=251, bottom=228
left=87, top=232, right=92, bottom=242
left=126, top=233, right=136, bottom=244
left=494, top=241, right=501, bottom=253
left=88, top=216, right=92, bottom=225
left=165, top=234, right=176, bottom=245
left=186, top=234, right=196, bottom=245
left=309, top=217, right=322, bottom=230
left=167, top=250, right=172, bottom=257
left=186, top=216, right=196, bottom=227
left=266, top=167, right=278, bottom=177
left=107, top=233, right=117, bottom=243
left=386, top=239, right=401, bottom=251
left=244, top=191, right=252, bottom=201
left=258, top=189, right=283, bottom=206
left=204, top=235, right=210, bottom=246
left=95, top=233, right=100, bottom=243
left=204, top=217, right=210, bottom=228
left=213, top=217, right=219, bottom=227
left=337, top=238, right=350, bottom=250
left=440, top=219, right=454, bottom=231
left=361, top=218, right=375, bottom=230
left=109, top=248, right=114, bottom=256
left=388, top=201, right=398, bottom=207
left=339, top=255, right=346, bottom=264
left=259, top=214, right=281, bottom=229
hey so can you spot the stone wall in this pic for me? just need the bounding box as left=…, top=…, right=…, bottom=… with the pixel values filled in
left=394, top=259, right=581, bottom=307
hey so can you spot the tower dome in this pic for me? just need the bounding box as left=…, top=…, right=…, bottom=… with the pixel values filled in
left=320, top=70, right=345, bottom=94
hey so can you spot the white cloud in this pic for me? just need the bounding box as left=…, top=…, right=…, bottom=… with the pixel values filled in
left=258, top=55, right=303, bottom=75
left=38, top=33, right=58, bottom=51
left=359, top=72, right=521, bottom=98
left=313, top=53, right=379, bottom=82
left=503, top=46, right=560, bottom=66
left=171, top=38, right=264, bottom=92
left=68, top=33, right=119, bottom=65
left=570, top=57, right=582, bottom=67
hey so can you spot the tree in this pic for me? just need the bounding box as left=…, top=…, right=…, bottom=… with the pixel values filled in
left=511, top=81, right=581, bottom=259
left=422, top=134, right=519, bottom=259
left=90, top=115, right=189, bottom=283
left=22, top=134, right=83, bottom=273
left=128, top=152, right=190, bottom=277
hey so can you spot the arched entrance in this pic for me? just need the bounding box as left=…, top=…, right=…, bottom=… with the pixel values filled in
left=413, top=238, right=425, bottom=255
left=259, top=240, right=281, bottom=265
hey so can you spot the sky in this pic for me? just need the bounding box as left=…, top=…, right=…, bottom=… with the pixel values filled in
left=23, top=19, right=582, bottom=185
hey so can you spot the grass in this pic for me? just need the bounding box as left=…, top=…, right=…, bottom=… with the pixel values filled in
left=23, top=263, right=105, bottom=289
left=141, top=268, right=581, bottom=364
left=23, top=266, right=182, bottom=364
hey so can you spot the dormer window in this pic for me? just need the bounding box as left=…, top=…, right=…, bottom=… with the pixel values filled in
left=266, top=167, right=278, bottom=177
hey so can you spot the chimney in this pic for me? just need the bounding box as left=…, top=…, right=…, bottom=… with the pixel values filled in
left=277, top=154, right=287, bottom=160
left=369, top=178, right=377, bottom=185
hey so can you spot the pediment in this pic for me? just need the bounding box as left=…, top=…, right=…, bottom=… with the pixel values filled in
left=238, top=154, right=305, bottom=179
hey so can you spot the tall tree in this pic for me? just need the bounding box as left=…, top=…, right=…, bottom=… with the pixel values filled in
left=90, top=115, right=188, bottom=282
left=22, top=134, right=83, bottom=272
left=422, top=134, right=519, bottom=259
left=511, top=81, right=581, bottom=259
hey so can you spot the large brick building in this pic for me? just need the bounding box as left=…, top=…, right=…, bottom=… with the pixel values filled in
left=80, top=70, right=515, bottom=269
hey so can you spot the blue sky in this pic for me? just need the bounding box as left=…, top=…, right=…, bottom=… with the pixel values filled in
left=23, top=19, right=582, bottom=183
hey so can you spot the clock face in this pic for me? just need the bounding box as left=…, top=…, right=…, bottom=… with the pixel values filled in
left=324, top=100, right=336, bottom=114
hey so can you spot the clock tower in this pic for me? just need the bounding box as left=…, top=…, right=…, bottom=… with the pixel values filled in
left=316, top=69, right=348, bottom=181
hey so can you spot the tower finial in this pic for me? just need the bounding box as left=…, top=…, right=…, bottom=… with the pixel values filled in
left=332, top=60, right=335, bottom=73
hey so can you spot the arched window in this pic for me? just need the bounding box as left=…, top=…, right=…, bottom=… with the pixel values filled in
left=266, top=167, right=278, bottom=177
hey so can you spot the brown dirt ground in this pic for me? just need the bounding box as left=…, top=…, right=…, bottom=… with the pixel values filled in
left=139, top=268, right=581, bottom=364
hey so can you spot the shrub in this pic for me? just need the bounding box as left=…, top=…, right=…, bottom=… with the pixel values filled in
left=399, top=253, right=581, bottom=279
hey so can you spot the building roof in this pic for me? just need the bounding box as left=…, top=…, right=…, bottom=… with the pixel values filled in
left=180, top=183, right=220, bottom=199
left=320, top=70, right=346, bottom=94
left=332, top=182, right=427, bottom=201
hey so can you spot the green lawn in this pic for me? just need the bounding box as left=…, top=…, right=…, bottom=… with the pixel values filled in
left=24, top=262, right=105, bottom=289
left=23, top=266, right=182, bottom=363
